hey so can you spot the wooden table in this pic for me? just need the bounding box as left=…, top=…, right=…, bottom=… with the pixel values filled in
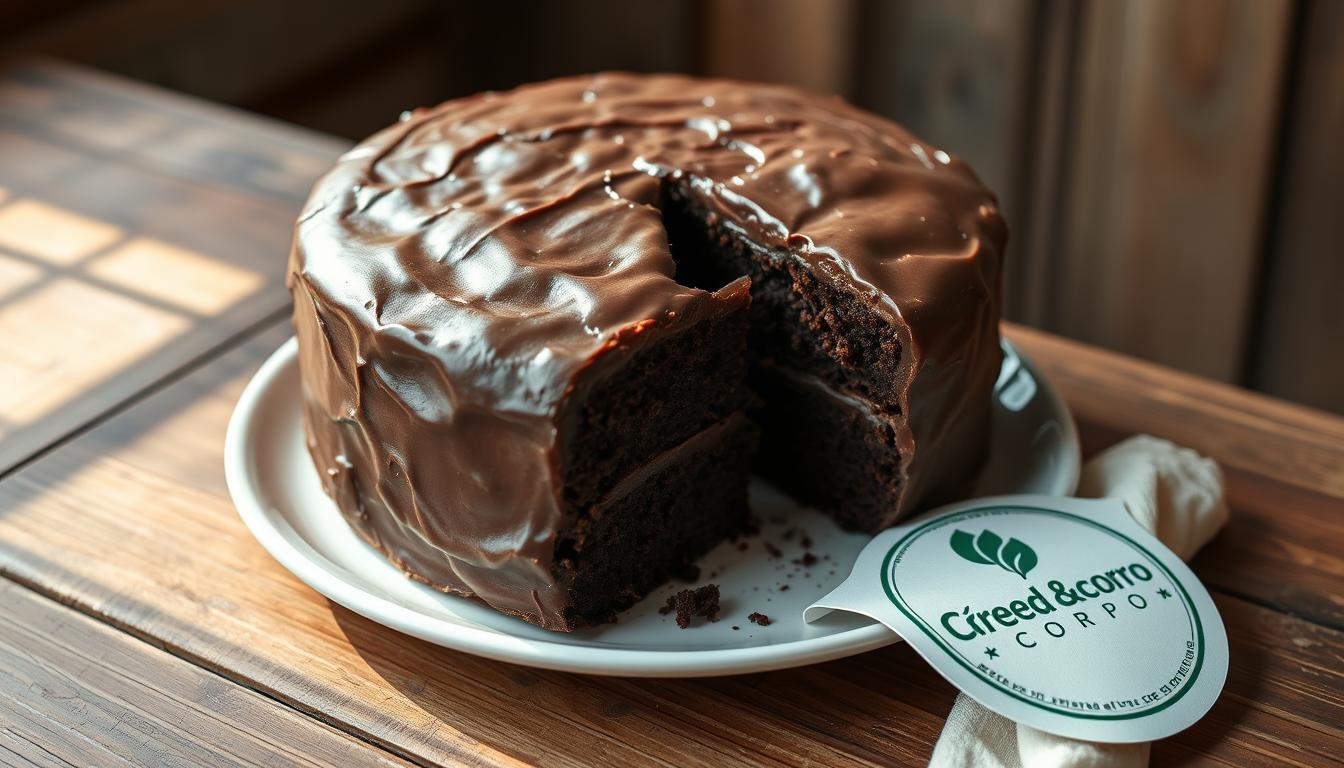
left=0, top=60, right=1340, bottom=767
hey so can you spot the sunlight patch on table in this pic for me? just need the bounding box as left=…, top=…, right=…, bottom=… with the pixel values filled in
left=87, top=237, right=265, bottom=315
left=0, top=252, right=42, bottom=301
left=0, top=199, right=123, bottom=265
left=0, top=279, right=189, bottom=427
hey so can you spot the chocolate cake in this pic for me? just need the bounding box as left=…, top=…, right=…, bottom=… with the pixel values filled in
left=289, top=73, right=1005, bottom=631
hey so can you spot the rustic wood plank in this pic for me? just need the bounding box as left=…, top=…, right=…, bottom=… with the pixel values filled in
left=1189, top=468, right=1344, bottom=631
left=1011, top=0, right=1080, bottom=327
left=4, top=1, right=435, bottom=113
left=0, top=60, right=339, bottom=474
left=0, top=320, right=1339, bottom=766
left=1051, top=0, right=1292, bottom=381
left=703, top=0, right=857, bottom=95
left=0, top=59, right=346, bottom=202
left=1252, top=0, right=1344, bottom=415
left=1006, top=323, right=1344, bottom=500
left=854, top=0, right=1037, bottom=263
left=1151, top=595, right=1344, bottom=767
left=0, top=579, right=412, bottom=768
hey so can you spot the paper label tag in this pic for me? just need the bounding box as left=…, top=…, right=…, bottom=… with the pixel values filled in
left=805, top=495, right=1228, bottom=743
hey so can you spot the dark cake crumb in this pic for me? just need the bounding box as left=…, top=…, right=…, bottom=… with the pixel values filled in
left=748, top=612, right=771, bottom=626
left=793, top=552, right=818, bottom=567
left=737, top=541, right=749, bottom=552
left=695, top=584, right=721, bottom=622
left=732, top=625, right=740, bottom=631
left=764, top=542, right=782, bottom=558
left=661, top=584, right=721, bottom=628
left=801, top=535, right=813, bottom=549
left=779, top=584, right=790, bottom=592
left=671, top=591, right=696, bottom=628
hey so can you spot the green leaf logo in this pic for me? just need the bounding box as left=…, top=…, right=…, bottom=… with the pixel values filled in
left=950, top=529, right=1038, bottom=578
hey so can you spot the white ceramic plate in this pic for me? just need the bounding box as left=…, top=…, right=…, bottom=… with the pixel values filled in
left=226, top=337, right=1079, bottom=677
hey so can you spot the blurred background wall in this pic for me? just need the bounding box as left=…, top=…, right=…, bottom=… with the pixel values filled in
left=3, top=0, right=1340, bottom=413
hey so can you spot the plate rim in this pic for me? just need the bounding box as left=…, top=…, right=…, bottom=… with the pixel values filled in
left=224, top=335, right=1079, bottom=677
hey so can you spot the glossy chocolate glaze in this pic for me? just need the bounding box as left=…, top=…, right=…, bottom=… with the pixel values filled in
left=289, top=73, right=1005, bottom=629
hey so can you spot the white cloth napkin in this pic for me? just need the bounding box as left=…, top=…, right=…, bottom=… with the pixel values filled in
left=928, top=435, right=1229, bottom=768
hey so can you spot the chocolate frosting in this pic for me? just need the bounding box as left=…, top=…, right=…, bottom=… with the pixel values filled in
left=289, top=73, right=1005, bottom=629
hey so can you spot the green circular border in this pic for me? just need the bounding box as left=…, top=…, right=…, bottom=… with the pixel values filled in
left=880, top=505, right=1206, bottom=721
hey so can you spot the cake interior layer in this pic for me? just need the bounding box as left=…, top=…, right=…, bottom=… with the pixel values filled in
left=563, top=302, right=751, bottom=512
left=663, top=183, right=904, bottom=411
left=750, top=364, right=903, bottom=532
left=660, top=179, right=910, bottom=532
left=554, top=412, right=758, bottom=629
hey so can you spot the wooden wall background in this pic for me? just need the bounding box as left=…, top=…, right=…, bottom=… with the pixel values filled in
left=3, top=0, right=1341, bottom=414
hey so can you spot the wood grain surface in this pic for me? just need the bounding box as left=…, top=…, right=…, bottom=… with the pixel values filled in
left=0, top=59, right=1341, bottom=768
left=1010, top=325, right=1344, bottom=502
left=1252, top=0, right=1344, bottom=415
left=706, top=0, right=857, bottom=96
left=1053, top=0, right=1292, bottom=382
left=0, top=60, right=343, bottom=475
left=0, top=580, right=410, bottom=768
